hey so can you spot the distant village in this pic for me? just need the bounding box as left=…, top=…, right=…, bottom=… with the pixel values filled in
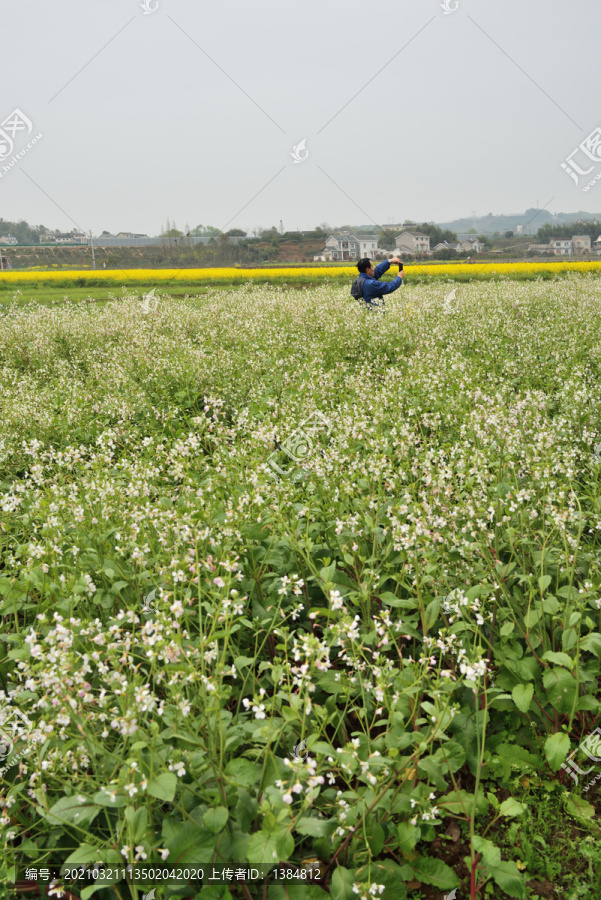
left=2, top=219, right=601, bottom=270
left=526, top=234, right=601, bottom=256
left=313, top=230, right=484, bottom=261
left=313, top=229, right=601, bottom=261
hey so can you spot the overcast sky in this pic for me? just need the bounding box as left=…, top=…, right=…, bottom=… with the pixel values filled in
left=1, top=0, right=600, bottom=235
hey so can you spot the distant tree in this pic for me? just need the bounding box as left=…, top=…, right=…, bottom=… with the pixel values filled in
left=434, top=248, right=458, bottom=260
left=413, top=223, right=458, bottom=245
left=378, top=229, right=397, bottom=250
left=467, top=227, right=478, bottom=234
left=537, top=220, right=600, bottom=242
left=505, top=230, right=514, bottom=238
left=0, top=218, right=42, bottom=244
left=190, top=225, right=222, bottom=237
left=225, top=228, right=247, bottom=237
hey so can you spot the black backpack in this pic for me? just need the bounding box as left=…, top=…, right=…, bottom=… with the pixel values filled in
left=350, top=275, right=365, bottom=301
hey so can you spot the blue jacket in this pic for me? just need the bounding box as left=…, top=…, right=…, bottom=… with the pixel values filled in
left=360, top=261, right=403, bottom=308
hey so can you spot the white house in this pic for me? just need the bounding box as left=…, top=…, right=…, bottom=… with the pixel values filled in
left=322, top=232, right=381, bottom=261
left=594, top=235, right=601, bottom=255
left=0, top=234, right=17, bottom=245
left=44, top=231, right=88, bottom=244
left=357, top=235, right=379, bottom=257
left=395, top=231, right=431, bottom=255
left=550, top=238, right=572, bottom=256
left=324, top=232, right=359, bottom=260
left=457, top=238, right=484, bottom=253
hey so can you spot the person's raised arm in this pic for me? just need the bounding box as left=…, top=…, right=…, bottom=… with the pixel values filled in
left=373, top=260, right=390, bottom=280
left=369, top=272, right=403, bottom=298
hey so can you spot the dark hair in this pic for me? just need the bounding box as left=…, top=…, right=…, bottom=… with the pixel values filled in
left=357, top=258, right=372, bottom=273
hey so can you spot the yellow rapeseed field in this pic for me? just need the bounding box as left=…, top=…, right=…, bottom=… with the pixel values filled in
left=1, top=260, right=601, bottom=284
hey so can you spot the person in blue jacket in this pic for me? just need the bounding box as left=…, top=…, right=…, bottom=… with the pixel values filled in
left=356, top=256, right=404, bottom=309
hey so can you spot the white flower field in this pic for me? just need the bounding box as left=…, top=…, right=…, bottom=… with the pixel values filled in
left=1, top=277, right=601, bottom=899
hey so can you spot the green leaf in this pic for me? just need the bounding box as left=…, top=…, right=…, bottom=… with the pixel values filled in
left=511, top=683, right=534, bottom=713
left=498, top=797, right=526, bottom=818
left=62, top=845, right=102, bottom=866
left=473, top=835, right=501, bottom=866
left=204, top=806, right=229, bottom=833
left=417, top=755, right=446, bottom=791
left=565, top=794, right=596, bottom=820
left=542, top=668, right=578, bottom=713
left=147, top=772, right=177, bottom=802
left=396, top=822, right=420, bottom=855
left=541, top=650, right=574, bottom=670
left=165, top=822, right=217, bottom=865
left=432, top=741, right=466, bottom=774
left=234, top=656, right=256, bottom=669
left=275, top=827, right=295, bottom=860
left=542, top=595, right=559, bottom=614
left=367, top=823, right=385, bottom=856
left=562, top=628, right=578, bottom=651
left=380, top=592, right=416, bottom=610
left=438, top=789, right=489, bottom=817
left=45, top=795, right=101, bottom=828
left=576, top=694, right=600, bottom=712
left=488, top=860, right=527, bottom=899
left=544, top=732, right=570, bottom=770
left=330, top=866, right=355, bottom=900
left=524, top=607, right=541, bottom=628
left=132, top=806, right=148, bottom=842
left=473, top=836, right=526, bottom=900
left=580, top=632, right=601, bottom=656
left=296, top=817, right=336, bottom=838
left=425, top=599, right=440, bottom=631
left=246, top=831, right=280, bottom=865
left=93, top=790, right=126, bottom=807
left=235, top=790, right=258, bottom=834
left=409, top=856, right=459, bottom=889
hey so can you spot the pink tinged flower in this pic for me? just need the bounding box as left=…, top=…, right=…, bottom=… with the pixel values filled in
left=170, top=600, right=184, bottom=617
